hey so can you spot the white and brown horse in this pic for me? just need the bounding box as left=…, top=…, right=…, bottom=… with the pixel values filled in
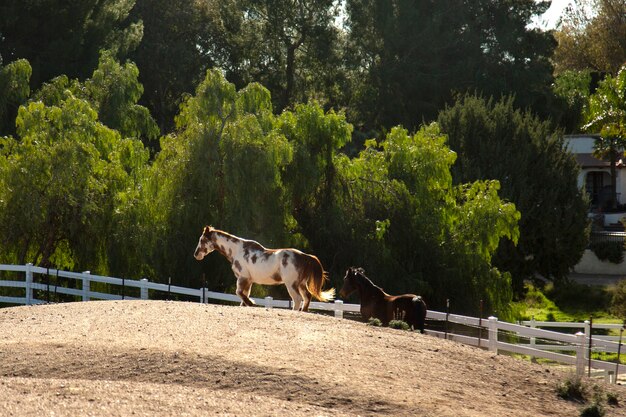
left=194, top=226, right=335, bottom=311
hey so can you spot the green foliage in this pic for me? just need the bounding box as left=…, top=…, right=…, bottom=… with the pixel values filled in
left=580, top=403, right=605, bottom=417
left=548, top=283, right=613, bottom=317
left=32, top=53, right=159, bottom=145
left=590, top=241, right=624, bottom=264
left=0, top=59, right=31, bottom=135
left=514, top=282, right=614, bottom=324
left=0, top=53, right=153, bottom=275
left=438, top=94, right=590, bottom=293
left=388, top=320, right=410, bottom=331
left=0, top=0, right=142, bottom=89
left=325, top=123, right=520, bottom=316
left=85, top=52, right=159, bottom=142
left=140, top=70, right=295, bottom=287
left=0, top=94, right=144, bottom=270
left=367, top=317, right=382, bottom=327
left=584, top=66, right=626, bottom=210
left=610, top=280, right=626, bottom=319
left=584, top=65, right=626, bottom=145
left=128, top=0, right=222, bottom=132
left=345, top=0, right=556, bottom=131
left=553, top=70, right=592, bottom=132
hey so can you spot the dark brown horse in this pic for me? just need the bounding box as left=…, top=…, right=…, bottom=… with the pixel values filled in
left=339, top=267, right=427, bottom=333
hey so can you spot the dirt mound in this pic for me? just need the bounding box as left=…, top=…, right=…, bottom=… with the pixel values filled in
left=0, top=301, right=624, bottom=416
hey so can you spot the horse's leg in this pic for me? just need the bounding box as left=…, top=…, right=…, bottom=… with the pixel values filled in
left=235, top=277, right=255, bottom=306
left=298, top=281, right=311, bottom=312
left=285, top=282, right=302, bottom=311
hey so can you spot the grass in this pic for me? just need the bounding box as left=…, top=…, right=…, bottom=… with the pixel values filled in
left=513, top=280, right=626, bottom=364
left=515, top=281, right=616, bottom=323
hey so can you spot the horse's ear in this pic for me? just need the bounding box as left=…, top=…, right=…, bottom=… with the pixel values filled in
left=203, top=225, right=212, bottom=235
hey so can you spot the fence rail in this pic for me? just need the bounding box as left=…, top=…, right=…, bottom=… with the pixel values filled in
left=589, top=230, right=626, bottom=246
left=1, top=263, right=624, bottom=383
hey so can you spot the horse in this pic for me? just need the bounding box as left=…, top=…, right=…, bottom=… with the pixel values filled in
left=194, top=226, right=335, bottom=311
left=339, top=267, right=427, bottom=333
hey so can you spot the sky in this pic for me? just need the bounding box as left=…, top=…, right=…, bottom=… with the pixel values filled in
left=534, top=0, right=573, bottom=29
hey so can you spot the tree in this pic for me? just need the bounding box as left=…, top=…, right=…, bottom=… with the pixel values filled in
left=0, top=94, right=145, bottom=270
left=584, top=66, right=626, bottom=210
left=328, top=124, right=520, bottom=316
left=0, top=0, right=142, bottom=89
left=279, top=100, right=352, bottom=250
left=221, top=0, right=344, bottom=112
left=0, top=58, right=31, bottom=136
left=344, top=0, right=556, bottom=132
left=128, top=0, right=220, bottom=133
left=140, top=70, right=293, bottom=287
left=552, top=69, right=592, bottom=133
left=0, top=54, right=152, bottom=274
left=554, top=0, right=626, bottom=76
left=438, top=95, right=589, bottom=293
left=31, top=52, right=159, bottom=147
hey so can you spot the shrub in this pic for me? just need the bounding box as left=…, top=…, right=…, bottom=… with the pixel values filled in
left=547, top=281, right=611, bottom=315
left=388, top=320, right=410, bottom=331
left=606, top=392, right=619, bottom=406
left=556, top=374, right=586, bottom=402
left=580, top=402, right=605, bottom=417
left=367, top=317, right=382, bottom=327
left=590, top=241, right=624, bottom=264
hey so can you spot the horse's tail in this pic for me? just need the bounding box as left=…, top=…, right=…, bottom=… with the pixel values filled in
left=305, top=256, right=335, bottom=302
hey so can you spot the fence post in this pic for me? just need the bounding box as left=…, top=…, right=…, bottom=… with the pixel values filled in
left=25, top=263, right=33, bottom=305
left=82, top=271, right=91, bottom=301
left=488, top=316, right=498, bottom=353
left=529, top=317, right=536, bottom=362
left=334, top=300, right=344, bottom=319
left=264, top=296, right=273, bottom=310
left=140, top=278, right=149, bottom=300
left=585, top=317, right=593, bottom=377
left=576, top=331, right=586, bottom=377
left=199, top=287, right=207, bottom=304
left=529, top=317, right=536, bottom=349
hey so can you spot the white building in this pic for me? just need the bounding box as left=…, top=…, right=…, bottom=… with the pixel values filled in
left=565, top=134, right=626, bottom=228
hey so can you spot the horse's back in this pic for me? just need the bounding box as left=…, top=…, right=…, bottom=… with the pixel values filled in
left=389, top=294, right=427, bottom=333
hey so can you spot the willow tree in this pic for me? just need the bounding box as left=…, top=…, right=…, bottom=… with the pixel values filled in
left=330, top=124, right=520, bottom=316
left=0, top=58, right=31, bottom=136
left=0, top=94, right=143, bottom=271
left=142, top=70, right=292, bottom=288
left=278, top=101, right=352, bottom=257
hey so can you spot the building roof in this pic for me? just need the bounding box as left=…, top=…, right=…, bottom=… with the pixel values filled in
left=576, top=153, right=626, bottom=169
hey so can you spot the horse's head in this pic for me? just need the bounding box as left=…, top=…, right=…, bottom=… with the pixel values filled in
left=339, top=267, right=364, bottom=298
left=194, top=226, right=216, bottom=260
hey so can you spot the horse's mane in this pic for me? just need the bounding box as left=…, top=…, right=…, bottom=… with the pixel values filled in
left=203, top=226, right=266, bottom=249
left=351, top=267, right=387, bottom=294
left=203, top=225, right=237, bottom=240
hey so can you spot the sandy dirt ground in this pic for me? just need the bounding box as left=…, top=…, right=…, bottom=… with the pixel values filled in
left=0, top=300, right=625, bottom=417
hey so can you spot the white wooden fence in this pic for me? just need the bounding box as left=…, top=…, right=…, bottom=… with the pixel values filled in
left=1, top=263, right=624, bottom=382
